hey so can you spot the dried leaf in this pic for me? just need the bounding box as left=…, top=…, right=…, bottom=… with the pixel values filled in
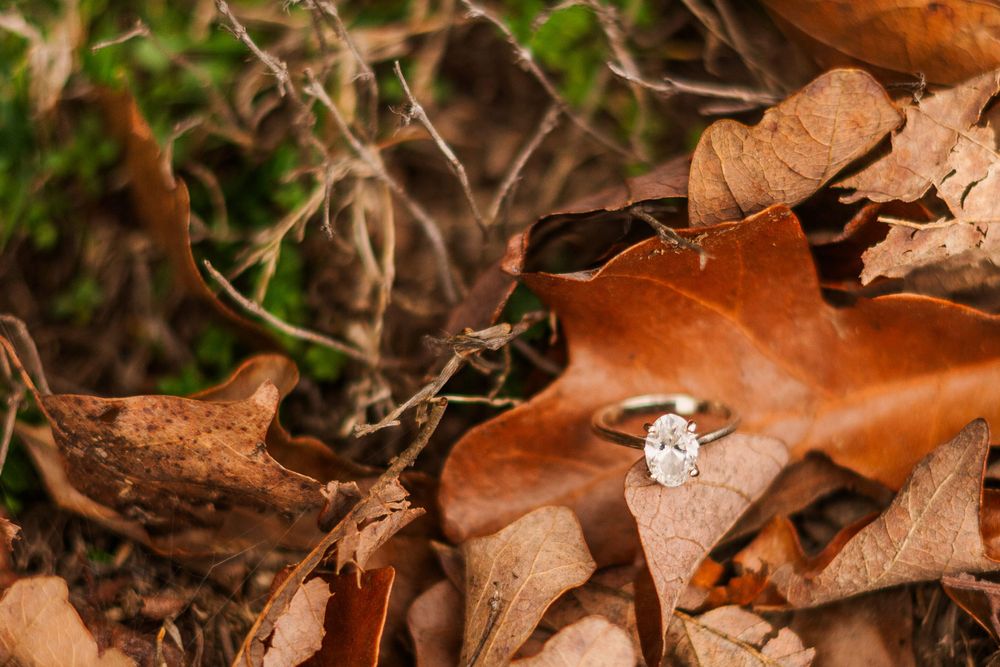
left=775, top=420, right=999, bottom=606
left=0, top=576, right=135, bottom=667
left=761, top=0, right=1000, bottom=84
left=688, top=70, right=901, bottom=226
left=97, top=88, right=272, bottom=344
left=408, top=580, right=463, bottom=667
left=303, top=568, right=396, bottom=667
left=460, top=506, right=597, bottom=667
left=667, top=606, right=815, bottom=667
left=512, top=616, right=636, bottom=666
left=440, top=206, right=1000, bottom=565
left=625, top=435, right=787, bottom=662
left=263, top=578, right=332, bottom=667
left=335, top=478, right=425, bottom=571
left=790, top=589, right=915, bottom=667
left=40, top=381, right=323, bottom=525
left=839, top=69, right=1000, bottom=224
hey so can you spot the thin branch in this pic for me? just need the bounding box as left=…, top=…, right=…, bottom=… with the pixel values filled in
left=301, top=0, right=379, bottom=136
left=215, top=0, right=329, bottom=159
left=215, top=0, right=292, bottom=96
left=355, top=314, right=544, bottom=436
left=487, top=104, right=561, bottom=226
left=630, top=207, right=710, bottom=269
left=304, top=70, right=462, bottom=303
left=393, top=61, right=486, bottom=230
left=460, top=0, right=634, bottom=159
left=90, top=19, right=150, bottom=52
left=608, top=62, right=778, bottom=105
left=202, top=259, right=373, bottom=363
left=878, top=215, right=1000, bottom=229
left=442, top=394, right=523, bottom=407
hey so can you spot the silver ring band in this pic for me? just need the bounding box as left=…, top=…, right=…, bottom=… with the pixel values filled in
left=591, top=393, right=739, bottom=449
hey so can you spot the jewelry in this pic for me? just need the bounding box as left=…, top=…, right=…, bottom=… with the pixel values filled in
left=591, top=394, right=739, bottom=487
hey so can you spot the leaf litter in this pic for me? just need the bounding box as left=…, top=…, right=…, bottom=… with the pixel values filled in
left=5, top=3, right=1000, bottom=666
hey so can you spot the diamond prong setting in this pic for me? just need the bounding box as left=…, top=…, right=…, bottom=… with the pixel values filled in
left=643, top=413, right=700, bottom=487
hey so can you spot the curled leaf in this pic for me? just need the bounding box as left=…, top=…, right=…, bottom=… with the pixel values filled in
left=689, top=69, right=901, bottom=226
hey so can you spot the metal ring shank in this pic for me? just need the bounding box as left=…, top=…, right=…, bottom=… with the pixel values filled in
left=591, top=394, right=739, bottom=450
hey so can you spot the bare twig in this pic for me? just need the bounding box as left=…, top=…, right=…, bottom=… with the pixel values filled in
left=878, top=215, right=1000, bottom=229
left=300, top=0, right=379, bottom=136
left=487, top=104, right=561, bottom=226
left=355, top=313, right=544, bottom=436
left=304, top=71, right=462, bottom=303
left=442, top=394, right=523, bottom=408
left=90, top=19, right=150, bottom=52
left=630, top=206, right=710, bottom=269
left=460, top=0, right=634, bottom=159
left=393, top=61, right=486, bottom=230
left=215, top=0, right=329, bottom=159
left=215, top=0, right=292, bottom=95
left=202, top=259, right=372, bottom=363
left=608, top=62, right=778, bottom=105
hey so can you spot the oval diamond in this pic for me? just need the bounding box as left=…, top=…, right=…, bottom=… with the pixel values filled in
left=644, top=413, right=699, bottom=487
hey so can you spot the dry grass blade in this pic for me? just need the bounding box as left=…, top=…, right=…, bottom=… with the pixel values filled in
left=203, top=259, right=372, bottom=363
left=303, top=71, right=462, bottom=303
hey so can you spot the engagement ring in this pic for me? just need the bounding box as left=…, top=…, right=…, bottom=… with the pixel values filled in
left=591, top=394, right=739, bottom=487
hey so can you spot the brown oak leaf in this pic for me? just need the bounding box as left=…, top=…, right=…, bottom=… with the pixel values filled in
left=460, top=506, right=597, bottom=667
left=513, top=616, right=635, bottom=666
left=625, top=435, right=788, bottom=663
left=775, top=420, right=1000, bottom=606
left=0, top=576, right=135, bottom=667
left=688, top=69, right=901, bottom=226
left=761, top=0, right=1000, bottom=85
left=667, top=606, right=815, bottom=666
left=439, top=207, right=1000, bottom=565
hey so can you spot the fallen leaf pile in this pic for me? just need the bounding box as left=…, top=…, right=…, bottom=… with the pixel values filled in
left=5, top=3, right=1000, bottom=666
